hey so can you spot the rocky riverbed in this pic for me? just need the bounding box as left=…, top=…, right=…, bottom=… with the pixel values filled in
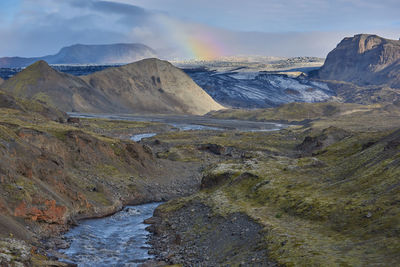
left=145, top=201, right=277, bottom=266
left=47, top=114, right=286, bottom=266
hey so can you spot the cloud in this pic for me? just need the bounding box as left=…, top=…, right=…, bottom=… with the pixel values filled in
left=69, top=0, right=148, bottom=21
left=0, top=0, right=147, bottom=57
left=116, top=0, right=400, bottom=32
left=0, top=0, right=398, bottom=59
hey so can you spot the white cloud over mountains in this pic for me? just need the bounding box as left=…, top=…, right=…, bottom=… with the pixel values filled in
left=0, top=0, right=398, bottom=59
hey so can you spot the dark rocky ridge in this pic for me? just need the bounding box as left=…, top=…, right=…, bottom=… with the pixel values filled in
left=0, top=43, right=157, bottom=68
left=314, top=34, right=400, bottom=88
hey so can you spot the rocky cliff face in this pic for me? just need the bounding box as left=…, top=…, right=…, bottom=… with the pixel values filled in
left=0, top=43, right=157, bottom=68
left=0, top=59, right=225, bottom=115
left=315, top=34, right=400, bottom=88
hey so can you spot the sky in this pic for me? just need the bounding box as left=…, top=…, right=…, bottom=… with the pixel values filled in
left=0, top=0, right=399, bottom=59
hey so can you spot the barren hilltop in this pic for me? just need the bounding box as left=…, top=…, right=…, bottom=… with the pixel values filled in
left=0, top=59, right=225, bottom=115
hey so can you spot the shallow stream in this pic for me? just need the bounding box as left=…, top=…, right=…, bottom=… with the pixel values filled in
left=60, top=203, right=161, bottom=267
left=60, top=114, right=287, bottom=265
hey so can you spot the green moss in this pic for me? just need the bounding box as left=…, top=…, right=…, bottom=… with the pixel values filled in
left=96, top=164, right=119, bottom=176
left=0, top=125, right=18, bottom=142
left=49, top=129, right=68, bottom=141
left=32, top=92, right=53, bottom=106
left=86, top=191, right=112, bottom=206
left=157, top=197, right=192, bottom=213
left=81, top=118, right=161, bottom=130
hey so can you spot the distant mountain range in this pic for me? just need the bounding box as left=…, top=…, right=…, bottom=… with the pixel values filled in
left=0, top=43, right=157, bottom=68
left=2, top=34, right=400, bottom=114
left=0, top=59, right=224, bottom=115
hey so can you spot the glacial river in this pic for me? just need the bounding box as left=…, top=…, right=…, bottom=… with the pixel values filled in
left=60, top=114, right=286, bottom=266
left=60, top=203, right=161, bottom=267
left=68, top=113, right=285, bottom=132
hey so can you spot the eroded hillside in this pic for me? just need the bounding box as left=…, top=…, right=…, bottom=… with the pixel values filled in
left=0, top=92, right=203, bottom=266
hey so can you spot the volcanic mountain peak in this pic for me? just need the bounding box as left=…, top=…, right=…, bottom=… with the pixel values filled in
left=315, top=34, right=400, bottom=87
left=3, top=60, right=75, bottom=92
left=22, top=60, right=58, bottom=77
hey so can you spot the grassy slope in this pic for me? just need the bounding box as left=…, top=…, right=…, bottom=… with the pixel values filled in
left=209, top=102, right=379, bottom=122
left=153, top=103, right=400, bottom=266
left=210, top=101, right=400, bottom=131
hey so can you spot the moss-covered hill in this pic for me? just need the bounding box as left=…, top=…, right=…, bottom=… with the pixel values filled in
left=145, top=102, right=400, bottom=266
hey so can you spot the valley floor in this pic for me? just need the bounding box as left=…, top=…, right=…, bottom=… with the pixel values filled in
left=139, top=104, right=400, bottom=266
left=1, top=101, right=400, bottom=266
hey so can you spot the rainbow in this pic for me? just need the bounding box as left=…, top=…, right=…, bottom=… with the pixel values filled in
left=156, top=15, right=227, bottom=60
left=186, top=32, right=224, bottom=60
